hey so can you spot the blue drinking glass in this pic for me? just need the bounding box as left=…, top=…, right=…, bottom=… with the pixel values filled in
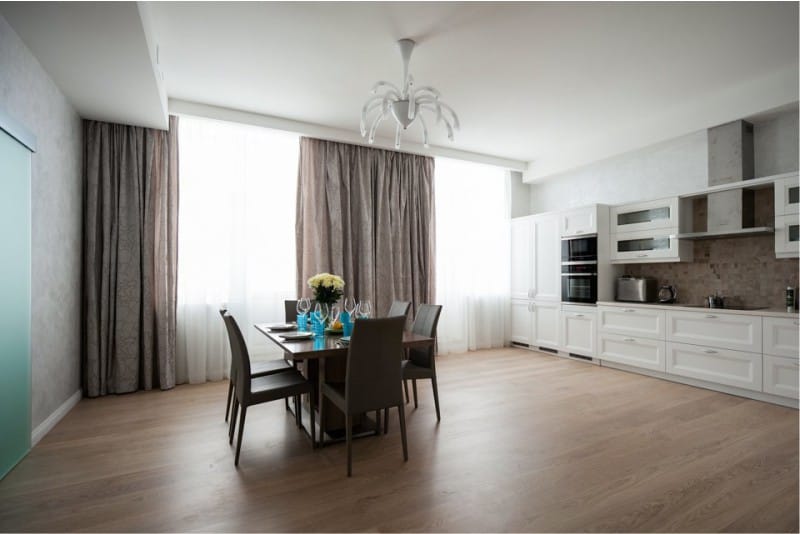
left=296, top=313, right=307, bottom=331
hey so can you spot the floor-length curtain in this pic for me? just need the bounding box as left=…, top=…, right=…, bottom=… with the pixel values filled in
left=434, top=158, right=510, bottom=354
left=82, top=116, right=179, bottom=396
left=176, top=117, right=299, bottom=384
left=296, top=137, right=435, bottom=317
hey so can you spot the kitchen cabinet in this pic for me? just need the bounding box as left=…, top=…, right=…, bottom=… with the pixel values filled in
left=774, top=214, right=799, bottom=259
left=510, top=218, right=533, bottom=299
left=510, top=299, right=533, bottom=346
left=532, top=300, right=560, bottom=350
left=763, top=317, right=800, bottom=358
left=598, top=333, right=666, bottom=371
left=611, top=197, right=680, bottom=234
left=774, top=176, right=800, bottom=216
left=667, top=310, right=762, bottom=353
left=510, top=213, right=560, bottom=301
left=610, top=229, right=692, bottom=263
left=763, top=355, right=799, bottom=399
left=666, top=342, right=762, bottom=392
left=561, top=305, right=596, bottom=357
left=560, top=206, right=597, bottom=237
left=598, top=305, right=666, bottom=340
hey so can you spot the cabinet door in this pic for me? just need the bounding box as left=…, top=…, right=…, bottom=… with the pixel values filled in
left=667, top=311, right=762, bottom=353
left=666, top=342, right=762, bottom=392
left=774, top=176, right=800, bottom=216
left=510, top=299, right=533, bottom=347
left=561, top=307, right=596, bottom=357
left=532, top=213, right=560, bottom=301
left=763, top=355, right=799, bottom=399
left=533, top=300, right=560, bottom=350
left=611, top=229, right=684, bottom=263
left=598, top=305, right=666, bottom=340
left=560, top=206, right=597, bottom=237
left=598, top=333, right=666, bottom=371
left=763, top=317, right=800, bottom=358
left=510, top=218, right=534, bottom=299
left=611, top=197, right=679, bottom=234
left=775, top=214, right=799, bottom=259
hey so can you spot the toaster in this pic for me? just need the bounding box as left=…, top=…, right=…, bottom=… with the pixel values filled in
left=616, top=276, right=658, bottom=303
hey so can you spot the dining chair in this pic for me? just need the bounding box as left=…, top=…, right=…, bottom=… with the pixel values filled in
left=320, top=316, right=408, bottom=477
left=222, top=312, right=315, bottom=466
left=220, top=308, right=295, bottom=424
left=386, top=300, right=411, bottom=320
left=284, top=300, right=298, bottom=323
left=399, top=304, right=443, bottom=421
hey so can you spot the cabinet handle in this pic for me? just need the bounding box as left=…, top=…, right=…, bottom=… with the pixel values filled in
left=624, top=309, right=636, bottom=313
left=575, top=314, right=584, bottom=317
left=703, top=349, right=718, bottom=354
left=636, top=254, right=649, bottom=258
left=575, top=230, right=583, bottom=234
left=705, top=314, right=717, bottom=319
left=623, top=338, right=635, bottom=342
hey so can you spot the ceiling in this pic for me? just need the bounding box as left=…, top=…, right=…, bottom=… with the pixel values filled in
left=1, top=2, right=798, bottom=180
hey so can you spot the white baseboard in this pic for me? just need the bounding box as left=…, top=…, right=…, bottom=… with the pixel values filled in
left=32, top=389, right=82, bottom=446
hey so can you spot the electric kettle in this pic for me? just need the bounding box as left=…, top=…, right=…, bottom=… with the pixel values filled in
left=658, top=285, right=677, bottom=303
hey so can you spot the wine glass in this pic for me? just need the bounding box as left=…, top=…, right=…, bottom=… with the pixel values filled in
left=330, top=304, right=341, bottom=325
left=344, top=297, right=357, bottom=315
left=314, top=302, right=329, bottom=324
left=297, top=297, right=311, bottom=316
left=357, top=299, right=372, bottom=319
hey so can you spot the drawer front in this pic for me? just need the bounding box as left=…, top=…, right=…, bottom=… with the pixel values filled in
left=763, top=317, right=800, bottom=358
left=533, top=300, right=560, bottom=350
left=598, top=305, right=666, bottom=340
left=599, top=333, right=666, bottom=372
left=611, top=197, right=679, bottom=234
left=775, top=214, right=800, bottom=259
left=561, top=308, right=596, bottom=356
left=763, top=355, right=800, bottom=399
left=610, top=229, right=680, bottom=262
left=775, top=176, right=800, bottom=216
left=560, top=207, right=597, bottom=237
left=667, top=311, right=761, bottom=353
left=666, top=342, right=762, bottom=392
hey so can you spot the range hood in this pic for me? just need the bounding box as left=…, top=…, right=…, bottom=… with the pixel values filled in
left=678, top=120, right=774, bottom=240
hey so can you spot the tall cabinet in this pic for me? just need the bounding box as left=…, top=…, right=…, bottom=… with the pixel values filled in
left=0, top=117, right=35, bottom=479
left=510, top=213, right=561, bottom=351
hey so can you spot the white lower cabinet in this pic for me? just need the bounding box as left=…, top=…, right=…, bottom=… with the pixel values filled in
left=533, top=300, right=560, bottom=350
left=667, top=310, right=762, bottom=353
left=510, top=299, right=532, bottom=346
left=561, top=306, right=596, bottom=357
left=598, top=333, right=666, bottom=372
left=666, top=342, right=762, bottom=392
left=598, top=305, right=665, bottom=340
left=763, top=317, right=800, bottom=358
left=763, top=355, right=800, bottom=399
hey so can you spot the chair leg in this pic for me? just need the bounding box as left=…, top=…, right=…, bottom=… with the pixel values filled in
left=412, top=379, right=418, bottom=408
left=225, top=380, right=234, bottom=422
left=310, top=394, right=316, bottom=449
left=383, top=407, right=389, bottom=434
left=398, top=403, right=408, bottom=462
left=285, top=397, right=290, bottom=411
left=229, top=398, right=239, bottom=445
left=403, top=380, right=409, bottom=403
left=296, top=395, right=302, bottom=428
left=319, top=396, right=326, bottom=448
left=431, top=375, right=441, bottom=421
left=346, top=415, right=353, bottom=477
left=234, top=406, right=247, bottom=466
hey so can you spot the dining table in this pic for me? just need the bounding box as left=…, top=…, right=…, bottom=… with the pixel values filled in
left=255, top=323, right=434, bottom=445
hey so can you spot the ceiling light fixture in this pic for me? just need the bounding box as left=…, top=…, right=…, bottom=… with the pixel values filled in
left=360, top=39, right=460, bottom=149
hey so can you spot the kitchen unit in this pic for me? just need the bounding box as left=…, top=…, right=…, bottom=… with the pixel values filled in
left=774, top=175, right=799, bottom=258
left=610, top=197, right=693, bottom=264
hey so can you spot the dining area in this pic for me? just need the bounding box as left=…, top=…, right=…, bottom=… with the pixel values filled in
left=220, top=273, right=442, bottom=476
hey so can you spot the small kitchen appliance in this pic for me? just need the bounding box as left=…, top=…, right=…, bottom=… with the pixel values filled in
left=657, top=285, right=677, bottom=303
left=616, top=276, right=658, bottom=303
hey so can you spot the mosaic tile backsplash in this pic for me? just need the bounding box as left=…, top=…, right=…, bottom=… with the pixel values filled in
left=624, top=190, right=799, bottom=308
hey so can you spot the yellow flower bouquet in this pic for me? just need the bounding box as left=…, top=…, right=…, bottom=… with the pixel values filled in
left=307, top=272, right=345, bottom=305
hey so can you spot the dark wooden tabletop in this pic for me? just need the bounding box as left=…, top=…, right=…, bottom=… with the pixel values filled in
left=255, top=323, right=434, bottom=360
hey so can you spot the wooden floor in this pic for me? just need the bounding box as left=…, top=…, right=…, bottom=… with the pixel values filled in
left=0, top=348, right=797, bottom=533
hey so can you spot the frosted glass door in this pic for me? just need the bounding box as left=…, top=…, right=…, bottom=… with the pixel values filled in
left=0, top=128, right=32, bottom=479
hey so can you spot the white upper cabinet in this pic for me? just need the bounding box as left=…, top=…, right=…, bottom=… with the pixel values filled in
left=510, top=217, right=534, bottom=299
left=532, top=213, right=561, bottom=301
left=610, top=229, right=692, bottom=263
left=560, top=206, right=597, bottom=237
left=775, top=214, right=800, bottom=259
left=611, top=197, right=680, bottom=234
left=775, top=175, right=800, bottom=216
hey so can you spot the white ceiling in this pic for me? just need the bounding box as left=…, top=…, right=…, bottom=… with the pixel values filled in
left=2, top=2, right=798, bottom=180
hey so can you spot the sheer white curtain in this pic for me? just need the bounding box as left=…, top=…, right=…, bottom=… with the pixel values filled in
left=434, top=158, right=511, bottom=354
left=177, top=117, right=299, bottom=384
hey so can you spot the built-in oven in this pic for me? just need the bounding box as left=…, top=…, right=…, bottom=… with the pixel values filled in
left=561, top=235, right=597, bottom=263
left=561, top=263, right=598, bottom=304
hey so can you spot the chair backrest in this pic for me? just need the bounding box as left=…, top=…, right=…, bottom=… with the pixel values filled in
left=409, top=304, right=443, bottom=369
left=221, top=312, right=251, bottom=401
left=386, top=300, right=411, bottom=320
left=345, top=316, right=405, bottom=414
left=284, top=300, right=297, bottom=323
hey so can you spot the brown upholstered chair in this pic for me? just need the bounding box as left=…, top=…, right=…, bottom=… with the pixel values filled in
left=387, top=300, right=411, bottom=320
left=320, top=316, right=408, bottom=476
left=401, top=304, right=443, bottom=420
left=222, top=311, right=315, bottom=466
left=220, top=308, right=293, bottom=423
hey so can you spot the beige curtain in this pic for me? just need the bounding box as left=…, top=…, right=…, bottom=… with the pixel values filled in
left=82, top=116, right=179, bottom=396
left=296, top=137, right=435, bottom=318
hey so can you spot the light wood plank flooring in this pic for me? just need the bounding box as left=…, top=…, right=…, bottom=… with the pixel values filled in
left=0, top=348, right=797, bottom=532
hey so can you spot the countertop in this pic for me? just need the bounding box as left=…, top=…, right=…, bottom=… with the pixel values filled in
left=596, top=300, right=800, bottom=319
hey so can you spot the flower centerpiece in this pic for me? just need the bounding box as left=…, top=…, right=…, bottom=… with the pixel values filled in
left=307, top=272, right=345, bottom=306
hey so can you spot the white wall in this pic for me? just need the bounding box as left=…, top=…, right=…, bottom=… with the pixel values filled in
left=529, top=109, right=799, bottom=214
left=0, top=15, right=83, bottom=428
left=509, top=170, right=530, bottom=218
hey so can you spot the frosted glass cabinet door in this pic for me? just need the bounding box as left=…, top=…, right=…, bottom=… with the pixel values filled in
left=0, top=128, right=32, bottom=479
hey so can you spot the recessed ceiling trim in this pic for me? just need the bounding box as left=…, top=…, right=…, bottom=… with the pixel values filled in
left=169, top=99, right=528, bottom=171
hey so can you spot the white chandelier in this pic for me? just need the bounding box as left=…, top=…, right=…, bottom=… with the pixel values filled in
left=360, top=39, right=460, bottom=149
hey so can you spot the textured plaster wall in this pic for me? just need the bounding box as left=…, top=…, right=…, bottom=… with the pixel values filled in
left=0, top=14, right=83, bottom=428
